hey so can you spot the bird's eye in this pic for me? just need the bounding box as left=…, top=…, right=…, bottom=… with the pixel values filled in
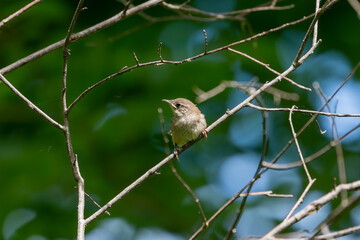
left=176, top=103, right=181, bottom=108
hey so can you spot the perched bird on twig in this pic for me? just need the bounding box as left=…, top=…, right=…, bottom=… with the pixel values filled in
left=162, top=98, right=207, bottom=159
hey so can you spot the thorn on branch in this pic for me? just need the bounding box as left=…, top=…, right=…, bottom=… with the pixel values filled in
left=203, top=29, right=208, bottom=54
left=133, top=52, right=140, bottom=66
left=158, top=42, right=164, bottom=63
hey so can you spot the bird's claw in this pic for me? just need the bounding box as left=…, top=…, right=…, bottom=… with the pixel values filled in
left=202, top=129, right=208, bottom=140
left=174, top=149, right=180, bottom=160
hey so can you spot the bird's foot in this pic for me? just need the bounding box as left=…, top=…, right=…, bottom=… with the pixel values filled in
left=202, top=129, right=208, bottom=140
left=173, top=149, right=180, bottom=160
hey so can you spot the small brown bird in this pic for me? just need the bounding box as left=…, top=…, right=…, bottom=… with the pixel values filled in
left=162, top=98, right=207, bottom=148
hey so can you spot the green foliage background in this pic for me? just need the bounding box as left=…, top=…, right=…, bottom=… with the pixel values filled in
left=0, top=0, right=360, bottom=239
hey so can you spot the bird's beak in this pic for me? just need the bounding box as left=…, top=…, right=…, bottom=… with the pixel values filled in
left=162, top=99, right=176, bottom=109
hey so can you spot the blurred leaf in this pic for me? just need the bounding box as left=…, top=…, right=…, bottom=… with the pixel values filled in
left=2, top=208, right=36, bottom=240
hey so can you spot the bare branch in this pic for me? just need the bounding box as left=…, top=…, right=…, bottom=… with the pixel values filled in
left=84, top=40, right=320, bottom=224
left=191, top=23, right=322, bottom=240
left=314, top=225, right=360, bottom=239
left=162, top=0, right=294, bottom=19
left=224, top=2, right=294, bottom=15
left=224, top=93, right=269, bottom=240
left=203, top=29, right=208, bottom=54
left=313, top=0, right=320, bottom=45
left=133, top=52, right=140, bottom=66
left=60, top=0, right=86, bottom=238
left=121, top=0, right=134, bottom=17
left=260, top=180, right=360, bottom=239
left=312, top=194, right=360, bottom=237
left=314, top=82, right=348, bottom=202
left=195, top=80, right=300, bottom=104
left=227, top=48, right=311, bottom=91
left=293, top=0, right=339, bottom=65
left=66, top=13, right=316, bottom=112
left=84, top=192, right=110, bottom=216
left=290, top=105, right=315, bottom=181
left=284, top=179, right=316, bottom=221
left=262, top=61, right=360, bottom=170
left=0, top=0, right=42, bottom=29
left=158, top=42, right=164, bottom=62
left=262, top=123, right=360, bottom=170
left=347, top=0, right=360, bottom=19
left=0, top=0, right=165, bottom=75
left=247, top=103, right=360, bottom=118
left=84, top=152, right=176, bottom=225
left=0, top=73, right=64, bottom=131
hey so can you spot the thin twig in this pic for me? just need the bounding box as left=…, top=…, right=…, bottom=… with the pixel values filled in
left=0, top=0, right=165, bottom=75
left=284, top=179, right=316, bottom=221
left=314, top=82, right=348, bottom=203
left=0, top=0, right=42, bottom=29
left=262, top=123, right=360, bottom=170
left=293, top=0, right=339, bottom=66
left=84, top=192, right=110, bottom=216
left=133, top=52, right=140, bottom=66
left=0, top=73, right=64, bottom=131
left=314, top=225, right=360, bottom=239
left=61, top=0, right=85, bottom=239
left=228, top=48, right=311, bottom=91
left=121, top=0, right=134, bottom=17
left=247, top=103, right=360, bottom=117
left=203, top=29, right=208, bottom=54
left=224, top=93, right=269, bottom=240
left=162, top=0, right=294, bottom=18
left=312, top=194, right=360, bottom=238
left=195, top=80, right=300, bottom=104
left=260, top=180, right=360, bottom=239
left=289, top=105, right=313, bottom=181
left=158, top=42, right=164, bottom=62
left=261, top=61, right=360, bottom=170
left=66, top=13, right=316, bottom=112
left=347, top=0, right=360, bottom=19
left=1, top=11, right=315, bottom=77
left=191, top=32, right=355, bottom=240
left=85, top=46, right=317, bottom=226
left=313, top=0, right=320, bottom=45
left=84, top=152, right=177, bottom=225
left=190, top=27, right=322, bottom=240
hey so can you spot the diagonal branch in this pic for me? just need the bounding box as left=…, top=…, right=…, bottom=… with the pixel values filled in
left=0, top=0, right=42, bottom=29
left=260, top=180, right=360, bottom=239
left=227, top=47, right=311, bottom=91
left=289, top=106, right=312, bottom=181
left=67, top=13, right=316, bottom=112
left=293, top=0, right=339, bottom=65
left=0, top=0, right=164, bottom=75
left=0, top=73, right=64, bottom=131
